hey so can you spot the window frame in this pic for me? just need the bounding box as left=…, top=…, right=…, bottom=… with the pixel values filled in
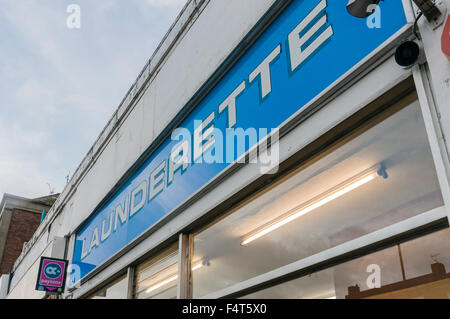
left=185, top=66, right=450, bottom=299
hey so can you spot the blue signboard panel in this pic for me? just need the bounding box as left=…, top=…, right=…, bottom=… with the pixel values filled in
left=71, top=0, right=407, bottom=284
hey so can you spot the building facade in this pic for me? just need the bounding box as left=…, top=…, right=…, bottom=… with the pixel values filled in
left=0, top=193, right=57, bottom=298
left=2, top=0, right=450, bottom=299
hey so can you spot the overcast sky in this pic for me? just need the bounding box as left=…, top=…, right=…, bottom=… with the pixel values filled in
left=0, top=0, right=186, bottom=199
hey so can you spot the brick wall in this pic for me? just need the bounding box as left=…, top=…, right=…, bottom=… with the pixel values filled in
left=0, top=209, right=41, bottom=274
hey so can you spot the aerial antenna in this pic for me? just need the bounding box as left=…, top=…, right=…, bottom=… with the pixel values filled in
left=46, top=183, right=55, bottom=195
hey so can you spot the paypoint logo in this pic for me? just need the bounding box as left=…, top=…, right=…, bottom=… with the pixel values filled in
left=36, top=258, right=68, bottom=292
left=44, top=262, right=62, bottom=279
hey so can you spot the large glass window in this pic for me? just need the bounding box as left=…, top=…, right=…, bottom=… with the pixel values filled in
left=192, top=92, right=444, bottom=298
left=88, top=275, right=128, bottom=299
left=134, top=243, right=178, bottom=299
left=242, top=227, right=450, bottom=299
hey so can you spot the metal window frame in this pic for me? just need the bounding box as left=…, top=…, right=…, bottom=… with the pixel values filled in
left=188, top=68, right=450, bottom=300
left=412, top=64, right=450, bottom=220
left=126, top=266, right=135, bottom=299
left=189, top=65, right=450, bottom=298
left=201, top=208, right=448, bottom=299
left=177, top=234, right=189, bottom=299
left=190, top=79, right=450, bottom=298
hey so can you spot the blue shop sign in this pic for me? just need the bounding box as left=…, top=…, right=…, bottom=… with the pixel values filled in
left=71, top=0, right=407, bottom=284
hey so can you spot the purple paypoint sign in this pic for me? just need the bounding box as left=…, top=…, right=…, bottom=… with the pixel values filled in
left=35, top=257, right=68, bottom=294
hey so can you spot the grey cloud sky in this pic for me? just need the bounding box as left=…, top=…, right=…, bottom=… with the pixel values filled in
left=0, top=0, right=186, bottom=198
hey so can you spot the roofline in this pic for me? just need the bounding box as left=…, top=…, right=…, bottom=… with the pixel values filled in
left=0, top=193, right=54, bottom=220
left=1, top=193, right=54, bottom=208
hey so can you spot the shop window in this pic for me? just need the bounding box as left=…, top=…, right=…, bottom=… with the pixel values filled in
left=88, top=274, right=128, bottom=299
left=192, top=92, right=445, bottom=298
left=242, top=227, right=450, bottom=299
left=134, top=243, right=178, bottom=299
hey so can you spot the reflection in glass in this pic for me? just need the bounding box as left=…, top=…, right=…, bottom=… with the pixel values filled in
left=243, top=227, right=450, bottom=299
left=193, top=93, right=444, bottom=298
left=134, top=243, right=178, bottom=299
left=241, top=165, right=385, bottom=246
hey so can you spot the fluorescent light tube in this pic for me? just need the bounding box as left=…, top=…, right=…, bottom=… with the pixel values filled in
left=145, top=262, right=204, bottom=294
left=241, top=165, right=384, bottom=246
left=192, top=263, right=203, bottom=271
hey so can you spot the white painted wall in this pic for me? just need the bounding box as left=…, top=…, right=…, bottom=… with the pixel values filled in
left=7, top=238, right=65, bottom=299
left=0, top=274, right=9, bottom=299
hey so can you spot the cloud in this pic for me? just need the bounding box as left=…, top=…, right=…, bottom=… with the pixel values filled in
left=144, top=0, right=187, bottom=8
left=0, top=123, right=50, bottom=197
left=0, top=0, right=185, bottom=199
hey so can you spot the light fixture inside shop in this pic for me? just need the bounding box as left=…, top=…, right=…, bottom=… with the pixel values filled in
left=241, top=164, right=388, bottom=246
left=145, top=262, right=204, bottom=294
